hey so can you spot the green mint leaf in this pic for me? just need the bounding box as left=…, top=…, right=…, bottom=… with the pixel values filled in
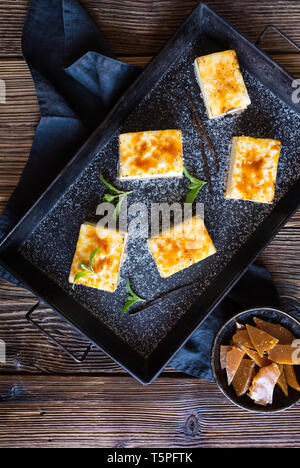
left=113, top=196, right=125, bottom=220
left=184, top=167, right=207, bottom=203
left=121, top=298, right=137, bottom=316
left=185, top=188, right=201, bottom=204
left=72, top=271, right=89, bottom=290
left=121, top=279, right=146, bottom=315
left=196, top=180, right=207, bottom=190
left=79, top=263, right=90, bottom=272
left=89, top=248, right=101, bottom=272
left=126, top=279, right=146, bottom=302
left=99, top=174, right=123, bottom=194
left=126, top=278, right=136, bottom=298
left=187, top=182, right=201, bottom=190
left=102, top=193, right=119, bottom=203
left=184, top=166, right=201, bottom=184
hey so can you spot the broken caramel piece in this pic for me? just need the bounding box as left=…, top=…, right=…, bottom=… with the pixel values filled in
left=226, top=347, right=245, bottom=385
left=246, top=324, right=278, bottom=357
left=232, top=359, right=256, bottom=397
left=284, top=365, right=300, bottom=392
left=220, top=346, right=232, bottom=370
left=240, top=345, right=271, bottom=367
left=248, top=363, right=281, bottom=406
left=254, top=317, right=294, bottom=344
left=268, top=344, right=300, bottom=365
left=232, top=329, right=253, bottom=349
left=277, top=364, right=288, bottom=397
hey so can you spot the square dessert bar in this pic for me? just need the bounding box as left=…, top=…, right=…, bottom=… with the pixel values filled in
left=118, top=129, right=183, bottom=180
left=69, top=222, right=128, bottom=292
left=194, top=50, right=251, bottom=119
left=225, top=136, right=281, bottom=203
left=148, top=215, right=216, bottom=278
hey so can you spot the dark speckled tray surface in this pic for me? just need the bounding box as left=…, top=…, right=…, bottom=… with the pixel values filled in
left=0, top=4, right=299, bottom=383
left=21, top=59, right=300, bottom=357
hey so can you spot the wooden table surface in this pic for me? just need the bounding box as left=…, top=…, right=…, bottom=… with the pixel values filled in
left=0, top=0, right=299, bottom=448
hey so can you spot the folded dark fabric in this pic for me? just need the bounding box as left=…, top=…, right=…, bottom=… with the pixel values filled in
left=0, top=0, right=140, bottom=285
left=0, top=0, right=281, bottom=381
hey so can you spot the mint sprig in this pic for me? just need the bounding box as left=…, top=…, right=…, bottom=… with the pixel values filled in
left=72, top=248, right=101, bottom=290
left=183, top=167, right=207, bottom=203
left=121, top=279, right=146, bottom=316
left=99, top=174, right=132, bottom=219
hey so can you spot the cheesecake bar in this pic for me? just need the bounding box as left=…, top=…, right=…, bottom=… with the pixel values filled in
left=118, top=130, right=183, bottom=180
left=194, top=50, right=251, bottom=119
left=69, top=222, right=128, bottom=292
left=148, top=215, right=216, bottom=278
left=225, top=136, right=281, bottom=203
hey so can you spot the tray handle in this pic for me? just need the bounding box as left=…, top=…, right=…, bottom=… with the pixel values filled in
left=256, top=24, right=300, bottom=52
left=26, top=301, right=92, bottom=363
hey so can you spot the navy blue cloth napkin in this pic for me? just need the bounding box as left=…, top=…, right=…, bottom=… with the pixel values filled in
left=0, top=0, right=280, bottom=381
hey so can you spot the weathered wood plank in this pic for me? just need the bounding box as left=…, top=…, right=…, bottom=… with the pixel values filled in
left=0, top=375, right=299, bottom=448
left=1, top=1, right=300, bottom=58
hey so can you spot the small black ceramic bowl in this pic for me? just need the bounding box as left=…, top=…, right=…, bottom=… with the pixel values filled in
left=211, top=308, right=300, bottom=413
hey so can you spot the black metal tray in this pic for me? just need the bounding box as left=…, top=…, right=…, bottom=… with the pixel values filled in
left=0, top=4, right=299, bottom=384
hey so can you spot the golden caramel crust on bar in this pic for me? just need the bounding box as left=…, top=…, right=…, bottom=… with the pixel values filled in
left=226, top=136, right=281, bottom=203
left=119, top=130, right=183, bottom=179
left=148, top=216, right=216, bottom=278
left=69, top=223, right=127, bottom=292
left=194, top=50, right=251, bottom=118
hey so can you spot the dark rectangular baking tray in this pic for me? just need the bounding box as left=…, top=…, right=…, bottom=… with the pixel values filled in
left=0, top=3, right=299, bottom=384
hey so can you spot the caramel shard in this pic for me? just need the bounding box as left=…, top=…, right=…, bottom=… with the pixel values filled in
left=220, top=346, right=232, bottom=370
left=246, top=324, right=278, bottom=357
left=248, top=363, right=281, bottom=406
left=269, top=344, right=300, bottom=365
left=232, top=329, right=253, bottom=349
left=254, top=317, right=294, bottom=344
left=226, top=347, right=245, bottom=385
left=232, top=359, right=256, bottom=397
left=284, top=365, right=300, bottom=392
left=277, top=364, right=288, bottom=397
left=240, top=345, right=271, bottom=367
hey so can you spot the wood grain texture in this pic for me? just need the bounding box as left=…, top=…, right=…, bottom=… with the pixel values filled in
left=0, top=375, right=299, bottom=448
left=1, top=1, right=300, bottom=58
